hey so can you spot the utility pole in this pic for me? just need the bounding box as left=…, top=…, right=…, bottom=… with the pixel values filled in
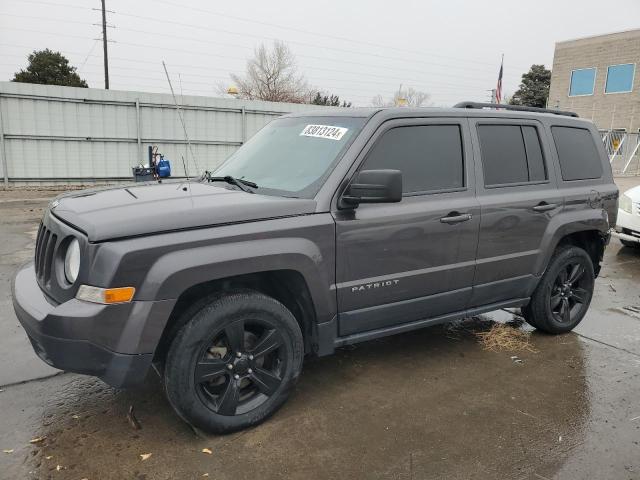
left=101, top=0, right=109, bottom=89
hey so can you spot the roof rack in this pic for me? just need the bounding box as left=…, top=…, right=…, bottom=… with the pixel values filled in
left=453, top=101, right=579, bottom=118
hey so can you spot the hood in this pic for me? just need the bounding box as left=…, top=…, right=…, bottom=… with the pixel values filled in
left=51, top=181, right=317, bottom=241
left=623, top=185, right=640, bottom=201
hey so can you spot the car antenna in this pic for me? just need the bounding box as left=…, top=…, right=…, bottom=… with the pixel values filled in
left=162, top=61, right=200, bottom=195
left=181, top=155, right=190, bottom=182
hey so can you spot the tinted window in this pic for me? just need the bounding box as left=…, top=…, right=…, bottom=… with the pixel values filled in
left=569, top=68, right=596, bottom=96
left=363, top=125, right=464, bottom=193
left=478, top=125, right=548, bottom=186
left=552, top=126, right=603, bottom=181
left=522, top=126, right=547, bottom=181
left=605, top=63, right=635, bottom=93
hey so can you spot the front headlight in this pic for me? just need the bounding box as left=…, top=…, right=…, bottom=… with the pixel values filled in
left=64, top=238, right=80, bottom=284
left=620, top=193, right=633, bottom=214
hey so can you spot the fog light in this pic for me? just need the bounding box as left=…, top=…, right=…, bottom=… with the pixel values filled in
left=76, top=285, right=135, bottom=304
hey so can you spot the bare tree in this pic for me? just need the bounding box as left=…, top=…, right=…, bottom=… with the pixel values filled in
left=371, top=87, right=431, bottom=107
left=230, top=41, right=310, bottom=103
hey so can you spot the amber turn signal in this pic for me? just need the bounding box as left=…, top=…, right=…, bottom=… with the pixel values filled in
left=76, top=285, right=136, bottom=304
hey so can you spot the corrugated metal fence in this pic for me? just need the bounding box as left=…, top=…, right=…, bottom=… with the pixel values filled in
left=0, top=82, right=336, bottom=185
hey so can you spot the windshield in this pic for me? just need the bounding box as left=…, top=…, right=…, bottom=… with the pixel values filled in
left=212, top=115, right=366, bottom=198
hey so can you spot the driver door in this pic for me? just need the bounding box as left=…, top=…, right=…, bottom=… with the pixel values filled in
left=333, top=118, right=480, bottom=336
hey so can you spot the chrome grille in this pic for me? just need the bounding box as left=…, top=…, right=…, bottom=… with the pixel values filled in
left=34, top=222, right=58, bottom=283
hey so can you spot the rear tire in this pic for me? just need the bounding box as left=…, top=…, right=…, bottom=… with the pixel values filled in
left=523, top=245, right=594, bottom=334
left=164, top=290, right=303, bottom=434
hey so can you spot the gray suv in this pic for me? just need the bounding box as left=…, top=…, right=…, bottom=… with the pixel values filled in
left=12, top=103, right=618, bottom=433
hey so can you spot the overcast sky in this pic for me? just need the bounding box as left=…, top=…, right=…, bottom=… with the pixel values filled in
left=1, top=0, right=639, bottom=106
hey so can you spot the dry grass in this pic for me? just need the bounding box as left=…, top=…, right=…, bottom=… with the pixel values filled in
left=475, top=323, right=538, bottom=353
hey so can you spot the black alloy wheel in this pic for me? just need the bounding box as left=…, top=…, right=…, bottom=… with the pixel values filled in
left=195, top=318, right=286, bottom=416
left=549, top=261, right=590, bottom=324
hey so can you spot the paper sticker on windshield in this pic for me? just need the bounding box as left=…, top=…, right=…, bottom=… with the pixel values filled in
left=300, top=124, right=348, bottom=141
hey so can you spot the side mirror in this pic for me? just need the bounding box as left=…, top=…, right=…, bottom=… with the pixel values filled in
left=341, top=169, right=402, bottom=207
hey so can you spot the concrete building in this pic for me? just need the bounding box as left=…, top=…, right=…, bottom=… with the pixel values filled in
left=548, top=29, right=640, bottom=132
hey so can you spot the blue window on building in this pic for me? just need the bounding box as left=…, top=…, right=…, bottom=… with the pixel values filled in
left=569, top=68, right=596, bottom=96
left=605, top=63, right=635, bottom=93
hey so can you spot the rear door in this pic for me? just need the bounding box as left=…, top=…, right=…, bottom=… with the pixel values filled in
left=469, top=118, right=562, bottom=307
left=334, top=118, right=480, bottom=336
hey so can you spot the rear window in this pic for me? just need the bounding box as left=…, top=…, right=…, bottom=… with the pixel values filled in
left=551, top=126, right=603, bottom=181
left=478, top=125, right=548, bottom=186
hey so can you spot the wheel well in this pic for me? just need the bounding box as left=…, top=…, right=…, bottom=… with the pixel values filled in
left=557, top=230, right=606, bottom=276
left=154, top=270, right=317, bottom=364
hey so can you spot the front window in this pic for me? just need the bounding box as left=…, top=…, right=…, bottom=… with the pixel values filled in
left=212, top=116, right=366, bottom=198
left=569, top=68, right=596, bottom=96
left=362, top=124, right=465, bottom=194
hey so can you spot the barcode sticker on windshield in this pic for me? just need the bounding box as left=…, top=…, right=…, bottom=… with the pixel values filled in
left=300, top=124, right=348, bottom=141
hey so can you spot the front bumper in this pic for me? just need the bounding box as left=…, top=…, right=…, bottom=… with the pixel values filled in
left=613, top=207, right=640, bottom=244
left=12, top=262, right=175, bottom=388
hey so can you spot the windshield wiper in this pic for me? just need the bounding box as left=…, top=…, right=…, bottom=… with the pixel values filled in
left=205, top=174, right=258, bottom=193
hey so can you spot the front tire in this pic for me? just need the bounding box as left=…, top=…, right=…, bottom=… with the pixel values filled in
left=523, top=245, right=595, bottom=334
left=164, top=290, right=303, bottom=433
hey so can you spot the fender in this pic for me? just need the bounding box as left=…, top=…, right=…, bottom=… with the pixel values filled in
left=533, top=207, right=609, bottom=276
left=137, top=236, right=335, bottom=323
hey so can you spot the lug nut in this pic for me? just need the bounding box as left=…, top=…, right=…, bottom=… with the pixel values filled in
left=248, top=368, right=253, bottom=374
left=236, top=352, right=242, bottom=358
left=234, top=374, right=240, bottom=380
left=248, top=355, right=254, bottom=360
left=227, top=364, right=233, bottom=370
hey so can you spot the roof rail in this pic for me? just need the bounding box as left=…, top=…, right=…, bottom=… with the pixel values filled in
left=453, top=101, right=579, bottom=118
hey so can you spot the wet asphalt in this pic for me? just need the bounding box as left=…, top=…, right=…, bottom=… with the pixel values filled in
left=0, top=182, right=638, bottom=480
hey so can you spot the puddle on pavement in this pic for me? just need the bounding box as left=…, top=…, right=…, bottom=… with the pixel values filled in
left=11, top=314, right=595, bottom=480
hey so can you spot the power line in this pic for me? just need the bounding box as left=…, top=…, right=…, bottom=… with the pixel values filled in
left=6, top=0, right=94, bottom=11
left=0, top=12, right=523, bottom=83
left=111, top=10, right=510, bottom=75
left=116, top=11, right=530, bottom=76
left=0, top=28, right=519, bottom=93
left=143, top=0, right=533, bottom=71
left=77, top=40, right=100, bottom=73
left=3, top=0, right=531, bottom=72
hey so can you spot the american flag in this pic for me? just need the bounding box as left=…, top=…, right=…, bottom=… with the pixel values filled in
left=496, top=55, right=504, bottom=104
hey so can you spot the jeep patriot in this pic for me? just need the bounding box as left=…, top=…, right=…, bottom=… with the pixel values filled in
left=12, top=103, right=618, bottom=433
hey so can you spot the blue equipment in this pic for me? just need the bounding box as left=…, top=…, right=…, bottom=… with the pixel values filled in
left=147, top=145, right=171, bottom=179
left=156, top=157, right=171, bottom=178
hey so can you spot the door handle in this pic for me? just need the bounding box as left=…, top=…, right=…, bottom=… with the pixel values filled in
left=532, top=202, right=558, bottom=212
left=440, top=212, right=473, bottom=224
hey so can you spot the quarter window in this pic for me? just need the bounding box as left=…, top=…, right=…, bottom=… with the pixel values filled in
left=569, top=68, right=596, bottom=96
left=552, top=127, right=603, bottom=181
left=605, top=63, right=635, bottom=93
left=362, top=125, right=464, bottom=194
left=478, top=125, right=548, bottom=186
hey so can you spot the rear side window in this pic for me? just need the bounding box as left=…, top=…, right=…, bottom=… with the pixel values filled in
left=551, top=126, right=603, bottom=181
left=478, top=125, right=548, bottom=186
left=363, top=125, right=464, bottom=194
